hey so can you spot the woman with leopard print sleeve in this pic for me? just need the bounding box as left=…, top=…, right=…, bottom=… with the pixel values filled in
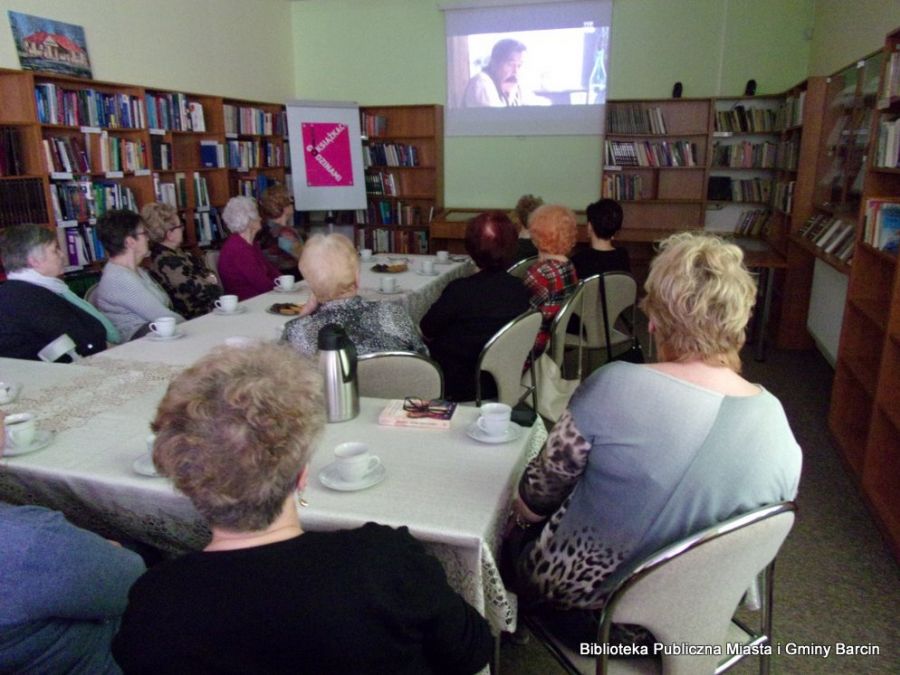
left=504, top=233, right=802, bottom=648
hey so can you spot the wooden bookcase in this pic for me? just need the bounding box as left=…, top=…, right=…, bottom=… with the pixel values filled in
left=358, top=104, right=443, bottom=255
left=829, top=27, right=900, bottom=561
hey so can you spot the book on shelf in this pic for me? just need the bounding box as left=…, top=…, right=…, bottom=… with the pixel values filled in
left=0, top=127, right=25, bottom=176
left=377, top=399, right=458, bottom=430
left=734, top=209, right=770, bottom=237
left=0, top=178, right=48, bottom=227
left=863, top=198, right=900, bottom=253
left=881, top=50, right=900, bottom=102
left=199, top=140, right=225, bottom=169
left=150, top=136, right=172, bottom=170
left=607, top=103, right=667, bottom=134
left=874, top=116, right=900, bottom=168
left=814, top=218, right=845, bottom=248
left=194, top=207, right=223, bottom=246
left=34, top=84, right=145, bottom=129
left=715, top=105, right=777, bottom=133
left=822, top=222, right=855, bottom=255
left=188, top=102, right=206, bottom=132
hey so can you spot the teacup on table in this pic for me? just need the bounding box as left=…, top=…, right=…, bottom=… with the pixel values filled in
left=334, top=442, right=381, bottom=483
left=422, top=259, right=436, bottom=275
left=436, top=250, right=450, bottom=263
left=149, top=317, right=176, bottom=338
left=4, top=412, right=36, bottom=451
left=215, top=294, right=239, bottom=313
left=380, top=276, right=397, bottom=293
left=477, top=403, right=512, bottom=438
left=275, top=275, right=295, bottom=291
left=360, top=248, right=373, bottom=261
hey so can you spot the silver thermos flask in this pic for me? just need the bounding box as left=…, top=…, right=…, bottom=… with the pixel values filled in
left=318, top=323, right=359, bottom=423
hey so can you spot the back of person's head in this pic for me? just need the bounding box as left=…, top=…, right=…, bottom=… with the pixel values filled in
left=298, top=234, right=358, bottom=302
left=97, top=209, right=143, bottom=257
left=222, top=196, right=260, bottom=234
left=141, top=202, right=180, bottom=243
left=465, top=212, right=518, bottom=270
left=0, top=223, right=54, bottom=272
left=585, top=199, right=623, bottom=240
left=528, top=204, right=577, bottom=257
left=513, top=194, right=544, bottom=231
left=259, top=185, right=293, bottom=220
left=641, top=232, right=756, bottom=371
left=152, top=343, right=324, bottom=531
left=490, top=38, right=526, bottom=68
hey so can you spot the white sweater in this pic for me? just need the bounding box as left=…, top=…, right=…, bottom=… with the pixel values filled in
left=93, top=263, right=183, bottom=341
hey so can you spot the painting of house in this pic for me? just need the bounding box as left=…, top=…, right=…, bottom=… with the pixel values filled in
left=8, top=11, right=93, bottom=79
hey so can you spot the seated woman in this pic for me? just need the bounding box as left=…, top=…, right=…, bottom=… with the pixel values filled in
left=282, top=234, right=426, bottom=356
left=217, top=196, right=281, bottom=300
left=0, top=224, right=116, bottom=359
left=522, top=204, right=579, bottom=362
left=509, top=194, right=542, bottom=263
left=112, top=344, right=493, bottom=674
left=504, top=233, right=802, bottom=648
left=0, top=413, right=146, bottom=674
left=93, top=210, right=184, bottom=342
left=142, top=202, right=222, bottom=319
left=257, top=185, right=303, bottom=276
left=420, top=212, right=530, bottom=401
left=571, top=198, right=631, bottom=279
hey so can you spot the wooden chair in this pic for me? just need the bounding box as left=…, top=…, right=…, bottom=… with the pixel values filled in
left=507, top=255, right=539, bottom=279
left=522, top=502, right=797, bottom=675
left=475, top=310, right=541, bottom=408
left=357, top=351, right=443, bottom=400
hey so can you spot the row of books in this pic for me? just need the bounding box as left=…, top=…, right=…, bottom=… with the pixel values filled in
left=151, top=137, right=173, bottom=170
left=49, top=180, right=137, bottom=223
left=773, top=180, right=795, bottom=213
left=363, top=143, right=419, bottom=168
left=365, top=200, right=434, bottom=226
left=0, top=127, right=24, bottom=176
left=34, top=84, right=145, bottom=129
left=863, top=198, right=900, bottom=254
left=775, top=138, right=800, bottom=171
left=606, top=104, right=667, bottom=134
left=356, top=227, right=430, bottom=254
left=56, top=221, right=104, bottom=271
left=707, top=176, right=772, bottom=203
left=223, top=105, right=286, bottom=137
left=226, top=140, right=286, bottom=170
left=714, top=106, right=778, bottom=133
left=881, top=51, right=900, bottom=102
left=235, top=174, right=279, bottom=200
left=0, top=178, right=48, bottom=227
left=360, top=112, right=388, bottom=138
left=605, top=140, right=699, bottom=167
left=798, top=214, right=856, bottom=262
left=145, top=93, right=205, bottom=132
left=778, top=91, right=805, bottom=129
left=734, top=209, right=770, bottom=237
left=601, top=172, right=642, bottom=201
left=711, top=141, right=777, bottom=169
left=365, top=172, right=399, bottom=196
left=873, top=116, right=900, bottom=168
left=42, top=132, right=149, bottom=175
left=194, top=208, right=225, bottom=246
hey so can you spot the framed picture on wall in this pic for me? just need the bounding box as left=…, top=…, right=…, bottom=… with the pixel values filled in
left=8, top=11, right=93, bottom=79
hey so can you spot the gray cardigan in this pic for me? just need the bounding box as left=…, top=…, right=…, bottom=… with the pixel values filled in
left=93, top=262, right=183, bottom=341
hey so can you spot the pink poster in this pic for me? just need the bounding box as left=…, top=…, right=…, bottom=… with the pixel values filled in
left=301, top=122, right=354, bottom=187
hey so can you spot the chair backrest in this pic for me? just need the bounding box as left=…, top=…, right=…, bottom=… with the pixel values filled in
left=476, top=310, right=542, bottom=406
left=357, top=351, right=443, bottom=400
left=547, top=282, right=586, bottom=371
left=580, top=272, right=638, bottom=350
left=204, top=249, right=221, bottom=277
left=507, top=255, right=538, bottom=279
left=597, top=502, right=796, bottom=675
left=83, top=282, right=99, bottom=306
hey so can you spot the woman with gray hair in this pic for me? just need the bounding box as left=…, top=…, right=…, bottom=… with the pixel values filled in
left=112, top=343, right=492, bottom=673
left=282, top=233, right=425, bottom=356
left=217, top=196, right=280, bottom=300
left=0, top=223, right=115, bottom=359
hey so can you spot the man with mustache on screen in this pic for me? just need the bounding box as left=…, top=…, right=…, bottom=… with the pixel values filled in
left=463, top=38, right=536, bottom=107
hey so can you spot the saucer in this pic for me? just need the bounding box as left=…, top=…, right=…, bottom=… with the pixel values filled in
left=376, top=286, right=403, bottom=295
left=146, top=331, right=185, bottom=342
left=4, top=429, right=54, bottom=457
left=213, top=306, right=246, bottom=316
left=416, top=270, right=439, bottom=277
left=318, top=460, right=386, bottom=491
left=272, top=285, right=298, bottom=293
left=0, top=381, right=21, bottom=405
left=132, top=452, right=161, bottom=477
left=465, top=421, right=523, bottom=444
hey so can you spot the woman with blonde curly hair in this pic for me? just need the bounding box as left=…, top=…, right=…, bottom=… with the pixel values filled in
left=113, top=343, right=492, bottom=673
left=504, top=232, right=802, bottom=650
left=522, top=204, right=579, bottom=362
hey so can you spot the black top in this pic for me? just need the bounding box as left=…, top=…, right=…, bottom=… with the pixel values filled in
left=0, top=280, right=106, bottom=360
left=512, top=238, right=538, bottom=264
left=112, top=523, right=492, bottom=675
left=570, top=245, right=631, bottom=280
left=420, top=269, right=530, bottom=401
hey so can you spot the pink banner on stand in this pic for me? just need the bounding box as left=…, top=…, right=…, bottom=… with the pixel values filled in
left=301, top=122, right=354, bottom=187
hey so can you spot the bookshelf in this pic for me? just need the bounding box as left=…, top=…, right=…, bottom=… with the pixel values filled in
left=829, top=27, right=900, bottom=561
left=360, top=104, right=443, bottom=254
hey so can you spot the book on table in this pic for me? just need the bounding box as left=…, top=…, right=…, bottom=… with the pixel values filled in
left=378, top=399, right=458, bottom=430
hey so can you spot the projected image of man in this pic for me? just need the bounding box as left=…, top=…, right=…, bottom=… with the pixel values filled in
left=463, top=39, right=531, bottom=107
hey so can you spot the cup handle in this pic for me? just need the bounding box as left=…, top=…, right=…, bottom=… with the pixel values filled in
left=214, top=299, right=222, bottom=309
left=149, top=322, right=158, bottom=333
left=367, top=456, right=381, bottom=474
left=476, top=416, right=488, bottom=433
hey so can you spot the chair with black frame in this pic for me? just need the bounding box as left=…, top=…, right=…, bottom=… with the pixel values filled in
left=522, top=502, right=797, bottom=675
left=475, top=310, right=541, bottom=410
left=357, top=351, right=444, bottom=400
left=507, top=255, right=539, bottom=279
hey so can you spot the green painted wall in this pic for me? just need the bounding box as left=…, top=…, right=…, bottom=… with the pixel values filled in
left=809, top=0, right=900, bottom=75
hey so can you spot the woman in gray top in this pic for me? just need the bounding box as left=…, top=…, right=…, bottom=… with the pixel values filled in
left=505, top=233, right=802, bottom=638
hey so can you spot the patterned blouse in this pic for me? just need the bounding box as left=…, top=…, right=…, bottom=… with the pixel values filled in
left=146, top=243, right=222, bottom=319
left=282, top=295, right=427, bottom=357
left=522, top=258, right=578, bottom=362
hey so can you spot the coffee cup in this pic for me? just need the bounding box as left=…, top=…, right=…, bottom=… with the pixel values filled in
left=380, top=276, right=397, bottom=293
left=477, top=402, right=512, bottom=438
left=275, top=275, right=295, bottom=291
left=360, top=248, right=373, bottom=261
left=4, top=412, right=36, bottom=450
left=215, top=294, right=238, bottom=313
left=436, top=250, right=450, bottom=263
left=149, top=317, right=176, bottom=338
left=334, top=442, right=380, bottom=483
left=0, top=381, right=19, bottom=405
left=422, top=259, right=436, bottom=275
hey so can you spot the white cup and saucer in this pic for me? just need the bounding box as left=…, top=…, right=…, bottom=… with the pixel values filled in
left=319, top=442, right=386, bottom=491
left=0, top=381, right=21, bottom=405
left=435, top=250, right=451, bottom=264
left=417, top=259, right=438, bottom=276
left=3, top=412, right=54, bottom=457
left=147, top=317, right=183, bottom=342
left=133, top=433, right=162, bottom=477
left=359, top=248, right=374, bottom=262
left=213, top=294, right=244, bottom=315
left=466, top=403, right=522, bottom=444
left=273, top=275, right=297, bottom=293
left=378, top=277, right=402, bottom=295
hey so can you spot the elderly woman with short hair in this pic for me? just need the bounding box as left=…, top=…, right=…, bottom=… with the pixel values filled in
left=112, top=343, right=493, bottom=673
left=257, top=184, right=303, bottom=275
left=282, top=233, right=425, bottom=356
left=0, top=223, right=116, bottom=359
left=217, top=196, right=281, bottom=300
left=420, top=212, right=530, bottom=400
left=504, top=232, right=802, bottom=649
left=142, top=202, right=222, bottom=319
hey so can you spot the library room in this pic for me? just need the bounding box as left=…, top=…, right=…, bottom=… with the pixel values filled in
left=0, top=1, right=898, bottom=673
